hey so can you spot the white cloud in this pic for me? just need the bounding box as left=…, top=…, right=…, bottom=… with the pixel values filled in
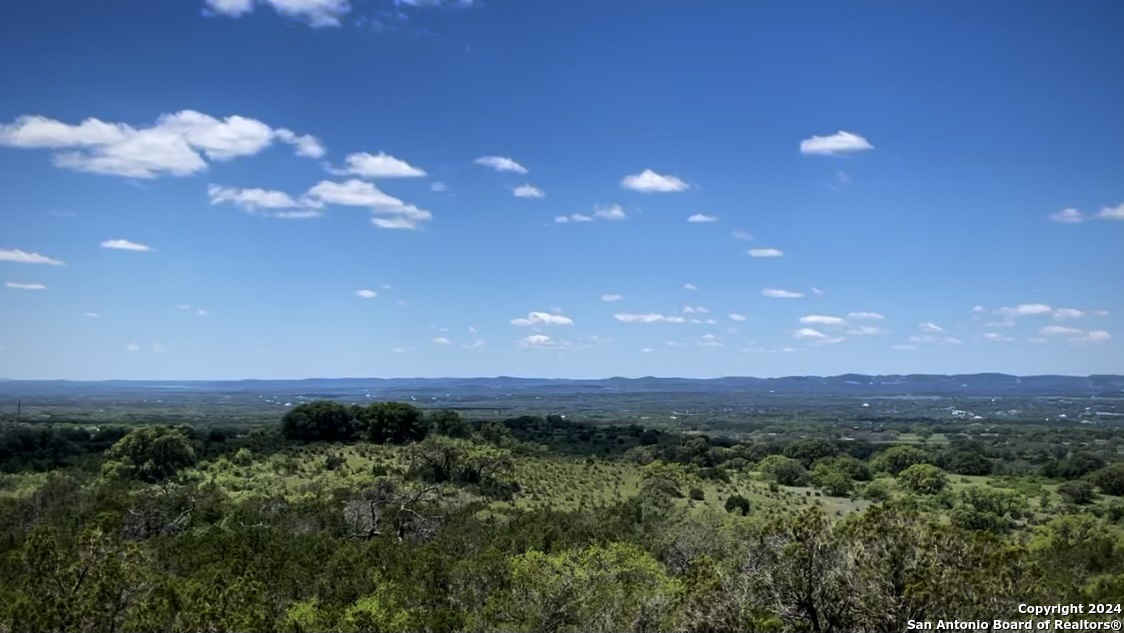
left=892, top=344, right=918, bottom=351
left=208, top=184, right=320, bottom=219
left=513, top=184, right=544, bottom=198
left=1039, top=325, right=1083, bottom=337
left=1097, top=203, right=1124, bottom=220
left=273, top=129, right=325, bottom=158
left=1093, top=310, right=1110, bottom=317
left=983, top=332, right=1014, bottom=342
left=846, top=326, right=887, bottom=336
left=620, top=169, right=689, bottom=193
left=640, top=347, right=653, bottom=353
left=126, top=343, right=141, bottom=352
left=430, top=181, right=447, bottom=192
left=0, top=248, right=65, bottom=265
left=698, top=333, right=723, bottom=347
left=731, top=230, right=754, bottom=241
left=518, top=334, right=568, bottom=349
left=1048, top=208, right=1085, bottom=224
left=728, top=314, right=746, bottom=322
left=196, top=309, right=209, bottom=316
left=100, top=239, right=152, bottom=252
left=475, top=156, right=527, bottom=174
left=152, top=343, right=168, bottom=353
left=683, top=283, right=697, bottom=291
left=593, top=204, right=628, bottom=221
left=335, top=151, right=426, bottom=178
left=811, top=287, right=825, bottom=296
left=909, top=335, right=962, bottom=345
left=682, top=305, right=709, bottom=314
left=462, top=338, right=486, bottom=349
left=847, top=312, right=885, bottom=320
left=748, top=248, right=784, bottom=258
left=687, top=213, right=717, bottom=223
left=997, top=303, right=1053, bottom=317
left=5, top=282, right=46, bottom=290
left=918, top=322, right=945, bottom=333
left=0, top=111, right=322, bottom=178
left=1074, top=330, right=1112, bottom=344
left=1053, top=308, right=1085, bottom=320
left=555, top=213, right=594, bottom=223
left=511, top=311, right=574, bottom=327
left=205, top=0, right=351, bottom=27
left=799, top=130, right=874, bottom=156
left=84, top=312, right=100, bottom=318
left=794, top=328, right=828, bottom=340
left=306, top=179, right=432, bottom=229
left=614, top=313, right=687, bottom=324
left=432, top=337, right=452, bottom=345
left=355, top=289, right=378, bottom=299
left=800, top=315, right=846, bottom=326
left=762, top=288, right=803, bottom=299
left=600, top=294, right=623, bottom=302
left=178, top=304, right=192, bottom=310
left=972, top=305, right=986, bottom=313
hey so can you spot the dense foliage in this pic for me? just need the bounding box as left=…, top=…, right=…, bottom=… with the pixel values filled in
left=0, top=401, right=1122, bottom=633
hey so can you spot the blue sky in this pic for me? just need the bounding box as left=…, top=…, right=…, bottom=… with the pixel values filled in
left=1, top=0, right=1122, bottom=380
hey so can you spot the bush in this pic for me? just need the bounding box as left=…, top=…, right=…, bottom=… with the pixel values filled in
left=1090, top=464, right=1124, bottom=496
left=105, top=427, right=197, bottom=483
left=688, top=487, right=705, bottom=501
left=1057, top=480, right=1097, bottom=505
left=724, top=494, right=751, bottom=516
left=896, top=464, right=949, bottom=495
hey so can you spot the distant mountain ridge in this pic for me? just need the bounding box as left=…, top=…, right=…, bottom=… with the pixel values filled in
left=1, top=374, right=1122, bottom=397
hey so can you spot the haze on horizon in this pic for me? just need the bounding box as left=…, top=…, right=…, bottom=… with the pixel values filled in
left=1, top=0, right=1121, bottom=381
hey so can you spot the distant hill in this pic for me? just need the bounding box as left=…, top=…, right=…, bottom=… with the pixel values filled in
left=1, top=374, right=1122, bottom=398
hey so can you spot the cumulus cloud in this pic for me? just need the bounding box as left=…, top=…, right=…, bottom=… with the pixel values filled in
left=518, top=334, right=568, bottom=349
left=1053, top=308, right=1085, bottom=320
left=511, top=311, right=574, bottom=326
left=918, top=322, right=945, bottom=333
left=997, top=303, right=1053, bottom=317
left=614, top=313, right=687, bottom=324
left=513, top=184, right=544, bottom=198
left=555, top=213, right=594, bottom=223
left=847, top=312, right=885, bottom=320
left=909, top=335, right=962, bottom=345
left=207, top=184, right=322, bottom=219
left=983, top=332, right=1014, bottom=342
left=0, top=249, right=65, bottom=265
left=1048, top=208, right=1085, bottom=224
left=204, top=0, right=351, bottom=27
left=0, top=111, right=323, bottom=178
left=762, top=288, right=803, bottom=299
left=475, top=156, right=527, bottom=174
left=430, top=181, right=447, bottom=192
left=600, top=294, right=623, bottom=302
left=682, top=305, right=709, bottom=314
left=100, top=239, right=152, bottom=252
left=5, top=282, right=46, bottom=290
left=698, top=333, right=723, bottom=347
left=799, top=130, right=874, bottom=156
left=892, top=344, right=919, bottom=351
left=126, top=343, right=140, bottom=352
left=593, top=204, right=628, bottom=221
left=794, top=328, right=846, bottom=344
left=729, top=314, right=747, bottom=322
left=334, top=151, right=425, bottom=178
left=305, top=179, right=432, bottom=229
left=687, top=213, right=717, bottom=223
left=432, top=337, right=452, bottom=345
left=84, top=312, right=100, bottom=318
left=620, top=169, right=689, bottom=193
left=1097, top=203, right=1124, bottom=220
left=355, top=289, right=378, bottom=298
left=748, top=248, right=784, bottom=258
left=846, top=326, right=887, bottom=336
left=683, top=283, right=697, bottom=291
left=800, top=315, right=846, bottom=326
left=1039, top=325, right=1083, bottom=337
left=1037, top=326, right=1112, bottom=344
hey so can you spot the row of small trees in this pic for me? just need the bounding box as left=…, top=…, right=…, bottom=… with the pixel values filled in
left=280, top=400, right=470, bottom=444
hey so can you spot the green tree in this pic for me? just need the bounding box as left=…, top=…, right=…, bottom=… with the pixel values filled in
left=105, top=426, right=196, bottom=482
left=427, top=409, right=473, bottom=438
left=1090, top=463, right=1124, bottom=496
left=356, top=402, right=427, bottom=444
left=725, top=494, right=752, bottom=516
left=896, top=464, right=948, bottom=495
left=1057, top=480, right=1097, bottom=505
left=871, top=445, right=931, bottom=475
left=281, top=400, right=356, bottom=442
left=758, top=455, right=808, bottom=486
